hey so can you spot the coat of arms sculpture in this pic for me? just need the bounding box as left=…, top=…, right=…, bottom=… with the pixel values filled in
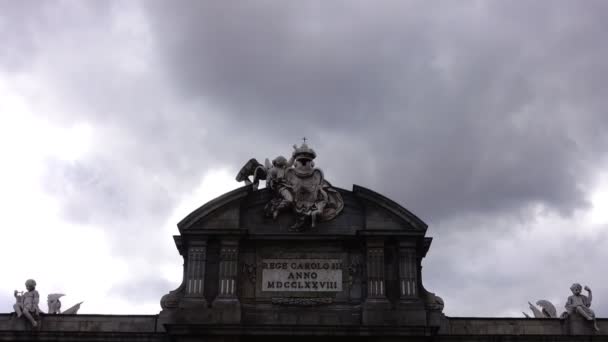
left=236, top=140, right=344, bottom=231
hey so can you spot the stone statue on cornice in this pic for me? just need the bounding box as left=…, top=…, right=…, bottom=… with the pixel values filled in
left=236, top=139, right=344, bottom=231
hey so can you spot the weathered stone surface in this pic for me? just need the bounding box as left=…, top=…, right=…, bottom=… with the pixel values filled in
left=441, top=316, right=608, bottom=338
left=157, top=183, right=440, bottom=333
left=3, top=313, right=607, bottom=341
left=0, top=313, right=161, bottom=341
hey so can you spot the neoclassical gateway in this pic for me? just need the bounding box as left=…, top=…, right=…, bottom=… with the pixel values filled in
left=1, top=143, right=606, bottom=341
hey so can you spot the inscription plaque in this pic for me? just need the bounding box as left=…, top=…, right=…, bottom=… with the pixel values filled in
left=261, top=259, right=343, bottom=292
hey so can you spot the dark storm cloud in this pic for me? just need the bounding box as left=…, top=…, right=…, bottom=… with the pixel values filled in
left=145, top=0, right=608, bottom=224
left=6, top=0, right=607, bottom=234
left=3, top=0, right=608, bottom=316
left=0, top=1, right=209, bottom=244
left=0, top=1, right=206, bottom=282
left=0, top=1, right=112, bottom=72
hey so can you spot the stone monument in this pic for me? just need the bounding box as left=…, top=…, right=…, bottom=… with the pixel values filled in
left=1, top=142, right=606, bottom=341
left=12, top=279, right=41, bottom=328
left=158, top=142, right=446, bottom=339
left=236, top=140, right=344, bottom=230
left=565, top=283, right=599, bottom=332
left=11, top=282, right=83, bottom=325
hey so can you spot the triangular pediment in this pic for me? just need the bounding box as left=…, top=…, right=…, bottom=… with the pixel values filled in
left=353, top=185, right=427, bottom=232
left=177, top=186, right=251, bottom=231
left=177, top=184, right=427, bottom=234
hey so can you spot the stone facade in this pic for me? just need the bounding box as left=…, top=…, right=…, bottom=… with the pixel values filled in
left=158, top=185, right=442, bottom=330
left=1, top=184, right=606, bottom=341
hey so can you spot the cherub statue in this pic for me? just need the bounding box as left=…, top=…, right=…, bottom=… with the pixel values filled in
left=47, top=293, right=65, bottom=314
left=565, top=283, right=599, bottom=331
left=265, top=155, right=294, bottom=190
left=13, top=279, right=41, bottom=328
left=264, top=154, right=295, bottom=219
left=235, top=153, right=295, bottom=192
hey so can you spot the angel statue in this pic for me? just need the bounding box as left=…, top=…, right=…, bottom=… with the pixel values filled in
left=235, top=153, right=294, bottom=192
left=524, top=283, right=600, bottom=332
left=565, top=283, right=599, bottom=331
left=13, top=279, right=41, bottom=328
left=264, top=154, right=295, bottom=219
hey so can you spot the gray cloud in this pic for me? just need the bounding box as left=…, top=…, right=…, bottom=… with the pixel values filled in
left=0, top=1, right=113, bottom=72
left=7, top=0, right=606, bottom=229
left=143, top=0, right=608, bottom=223
left=110, top=272, right=175, bottom=305
left=424, top=215, right=608, bottom=317
left=3, top=0, right=608, bottom=316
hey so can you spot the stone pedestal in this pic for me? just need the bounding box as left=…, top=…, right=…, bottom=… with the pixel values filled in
left=211, top=298, right=242, bottom=324
left=566, top=313, right=598, bottom=335
left=362, top=298, right=392, bottom=325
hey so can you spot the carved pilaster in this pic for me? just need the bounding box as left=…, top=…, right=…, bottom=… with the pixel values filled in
left=185, top=243, right=207, bottom=299
left=398, top=242, right=418, bottom=300
left=362, top=239, right=390, bottom=325
left=217, top=243, right=238, bottom=298
left=367, top=247, right=386, bottom=298
left=212, top=239, right=241, bottom=323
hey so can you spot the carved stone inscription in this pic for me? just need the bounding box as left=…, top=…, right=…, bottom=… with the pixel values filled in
left=261, top=259, right=342, bottom=292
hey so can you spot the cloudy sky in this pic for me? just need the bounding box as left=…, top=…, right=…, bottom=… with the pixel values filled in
left=1, top=0, right=608, bottom=318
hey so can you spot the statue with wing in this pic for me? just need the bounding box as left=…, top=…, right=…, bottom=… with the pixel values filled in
left=523, top=283, right=599, bottom=331
left=523, top=300, right=558, bottom=318
left=236, top=140, right=344, bottom=231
